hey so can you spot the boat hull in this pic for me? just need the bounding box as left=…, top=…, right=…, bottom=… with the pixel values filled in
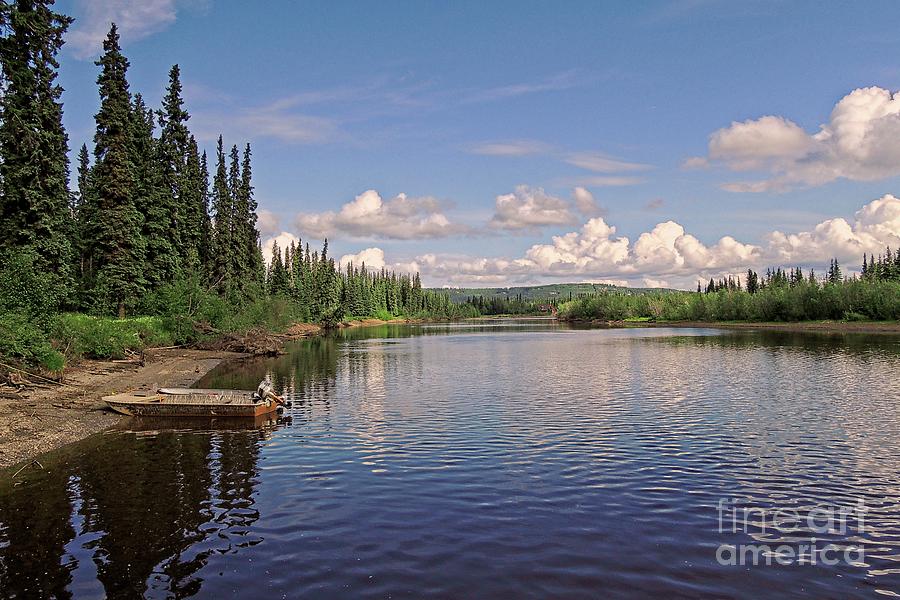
left=105, top=399, right=278, bottom=418
left=103, top=393, right=278, bottom=417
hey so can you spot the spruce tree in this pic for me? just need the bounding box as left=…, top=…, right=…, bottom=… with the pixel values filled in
left=240, top=144, right=263, bottom=291
left=180, top=135, right=205, bottom=274
left=91, top=24, right=146, bottom=316
left=198, top=150, right=212, bottom=275
left=157, top=64, right=190, bottom=269
left=131, top=93, right=175, bottom=289
left=0, top=0, right=74, bottom=299
left=74, top=143, right=94, bottom=289
left=210, top=135, right=233, bottom=292
left=227, top=143, right=246, bottom=288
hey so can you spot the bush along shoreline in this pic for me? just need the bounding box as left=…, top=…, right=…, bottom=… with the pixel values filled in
left=558, top=255, right=900, bottom=324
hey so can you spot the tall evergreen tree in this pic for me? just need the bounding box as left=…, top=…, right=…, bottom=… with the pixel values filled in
left=73, top=143, right=95, bottom=294
left=0, top=0, right=74, bottom=297
left=227, top=143, right=246, bottom=287
left=197, top=150, right=212, bottom=274
left=180, top=135, right=205, bottom=274
left=210, top=135, right=233, bottom=292
left=240, top=143, right=263, bottom=289
left=91, top=24, right=146, bottom=316
left=157, top=64, right=190, bottom=271
left=131, top=93, right=174, bottom=289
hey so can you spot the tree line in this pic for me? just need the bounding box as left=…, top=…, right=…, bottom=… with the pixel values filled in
left=265, top=239, right=475, bottom=323
left=562, top=251, right=900, bottom=323
left=466, top=294, right=556, bottom=315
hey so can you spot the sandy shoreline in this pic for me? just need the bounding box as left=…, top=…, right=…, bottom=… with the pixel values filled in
left=0, top=348, right=250, bottom=471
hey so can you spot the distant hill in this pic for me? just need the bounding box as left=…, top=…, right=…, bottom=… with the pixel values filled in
left=430, top=283, right=677, bottom=303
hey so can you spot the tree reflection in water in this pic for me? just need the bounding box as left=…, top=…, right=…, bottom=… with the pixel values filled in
left=0, top=418, right=279, bottom=598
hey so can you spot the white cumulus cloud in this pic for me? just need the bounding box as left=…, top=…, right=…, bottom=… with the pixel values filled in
left=339, top=247, right=386, bottom=270
left=358, top=194, right=900, bottom=289
left=704, top=87, right=900, bottom=191
left=489, top=185, right=578, bottom=232
left=294, top=189, right=468, bottom=241
left=572, top=187, right=604, bottom=216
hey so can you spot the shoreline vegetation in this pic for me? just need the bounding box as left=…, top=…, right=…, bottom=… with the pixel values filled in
left=556, top=264, right=900, bottom=325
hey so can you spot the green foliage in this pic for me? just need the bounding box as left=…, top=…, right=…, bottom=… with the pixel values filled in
left=51, top=313, right=172, bottom=360
left=373, top=308, right=394, bottom=321
left=0, top=0, right=74, bottom=294
left=558, top=279, right=900, bottom=323
left=90, top=24, right=147, bottom=315
left=0, top=250, right=68, bottom=324
left=0, top=312, right=64, bottom=371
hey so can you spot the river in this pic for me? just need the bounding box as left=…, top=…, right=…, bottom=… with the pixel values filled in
left=2, top=320, right=900, bottom=598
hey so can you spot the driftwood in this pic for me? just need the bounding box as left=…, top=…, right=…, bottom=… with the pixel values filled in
left=12, top=459, right=44, bottom=479
left=199, top=328, right=284, bottom=356
left=0, top=362, right=74, bottom=388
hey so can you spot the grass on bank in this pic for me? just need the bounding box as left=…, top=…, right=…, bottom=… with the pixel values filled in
left=1, top=292, right=458, bottom=373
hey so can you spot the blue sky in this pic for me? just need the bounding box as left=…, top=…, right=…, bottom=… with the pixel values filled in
left=56, top=0, right=900, bottom=288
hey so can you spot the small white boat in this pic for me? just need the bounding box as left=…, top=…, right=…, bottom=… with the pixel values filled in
left=104, top=381, right=285, bottom=418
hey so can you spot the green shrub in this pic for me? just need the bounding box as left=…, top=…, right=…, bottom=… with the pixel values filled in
left=51, top=314, right=173, bottom=360
left=373, top=308, right=394, bottom=321
left=557, top=280, right=900, bottom=323
left=0, top=250, right=68, bottom=326
left=843, top=311, right=868, bottom=322
left=0, top=312, right=64, bottom=371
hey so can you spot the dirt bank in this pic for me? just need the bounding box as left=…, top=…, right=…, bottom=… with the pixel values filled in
left=0, top=348, right=251, bottom=470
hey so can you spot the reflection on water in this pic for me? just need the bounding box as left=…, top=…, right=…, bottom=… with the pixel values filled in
left=0, top=421, right=276, bottom=598
left=2, top=322, right=900, bottom=598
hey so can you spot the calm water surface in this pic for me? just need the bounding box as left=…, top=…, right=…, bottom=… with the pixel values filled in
left=3, top=321, right=900, bottom=598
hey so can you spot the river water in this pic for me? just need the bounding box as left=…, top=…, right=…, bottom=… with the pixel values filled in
left=2, top=320, right=900, bottom=598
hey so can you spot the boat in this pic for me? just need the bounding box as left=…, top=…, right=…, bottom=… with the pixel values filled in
left=104, top=380, right=285, bottom=418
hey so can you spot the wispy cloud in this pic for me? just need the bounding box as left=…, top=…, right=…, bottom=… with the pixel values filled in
left=469, top=140, right=552, bottom=156
left=564, top=152, right=651, bottom=173
left=67, top=0, right=187, bottom=59
left=190, top=95, right=341, bottom=144
left=566, top=175, right=645, bottom=187
left=467, top=141, right=651, bottom=188
left=184, top=70, right=588, bottom=147
left=461, top=71, right=581, bottom=104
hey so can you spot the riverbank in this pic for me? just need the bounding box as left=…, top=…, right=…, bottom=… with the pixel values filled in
left=566, top=318, right=900, bottom=334
left=0, top=316, right=430, bottom=471
left=0, top=348, right=248, bottom=470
